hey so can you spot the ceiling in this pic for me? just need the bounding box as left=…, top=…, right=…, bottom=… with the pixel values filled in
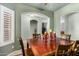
left=25, top=3, right=69, bottom=12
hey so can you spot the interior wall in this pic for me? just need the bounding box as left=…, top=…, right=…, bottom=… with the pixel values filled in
left=0, top=3, right=54, bottom=55
left=54, top=3, right=79, bottom=40
left=66, top=13, right=79, bottom=40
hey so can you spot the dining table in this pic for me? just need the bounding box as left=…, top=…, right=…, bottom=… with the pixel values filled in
left=27, top=37, right=74, bottom=56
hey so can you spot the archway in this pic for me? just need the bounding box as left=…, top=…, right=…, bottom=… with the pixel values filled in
left=21, top=12, right=50, bottom=39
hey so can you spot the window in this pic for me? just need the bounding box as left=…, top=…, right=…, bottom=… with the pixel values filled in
left=0, top=5, right=14, bottom=47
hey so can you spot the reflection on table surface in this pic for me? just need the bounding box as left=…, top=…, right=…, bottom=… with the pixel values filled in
left=27, top=38, right=74, bottom=56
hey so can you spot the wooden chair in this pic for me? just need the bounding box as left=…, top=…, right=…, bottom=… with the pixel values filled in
left=74, top=40, right=79, bottom=48
left=33, top=34, right=41, bottom=39
left=66, top=41, right=75, bottom=56
left=19, top=37, right=34, bottom=56
left=66, top=34, right=71, bottom=42
left=55, top=43, right=73, bottom=56
left=60, top=31, right=66, bottom=39
left=37, top=34, right=41, bottom=39
left=19, top=37, right=25, bottom=56
left=72, top=40, right=79, bottom=55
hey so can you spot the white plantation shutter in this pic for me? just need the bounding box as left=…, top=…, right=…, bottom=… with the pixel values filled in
left=0, top=5, right=14, bottom=47
left=4, top=11, right=11, bottom=42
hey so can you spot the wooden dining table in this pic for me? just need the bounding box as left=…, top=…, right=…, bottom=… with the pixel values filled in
left=27, top=38, right=74, bottom=56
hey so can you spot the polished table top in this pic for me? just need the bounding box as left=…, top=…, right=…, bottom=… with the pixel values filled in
left=28, top=38, right=73, bottom=56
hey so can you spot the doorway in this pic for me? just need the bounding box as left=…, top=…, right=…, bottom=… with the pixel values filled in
left=30, top=20, right=38, bottom=36
left=42, top=23, right=47, bottom=34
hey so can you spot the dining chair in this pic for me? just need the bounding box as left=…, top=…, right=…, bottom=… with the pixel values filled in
left=37, top=34, right=41, bottom=39
left=66, top=41, right=75, bottom=56
left=33, top=34, right=41, bottom=39
left=75, top=40, right=79, bottom=48
left=19, top=36, right=25, bottom=56
left=66, top=34, right=71, bottom=42
left=55, top=43, right=73, bottom=56
left=19, top=37, right=34, bottom=56
left=72, top=40, right=79, bottom=55
left=60, top=31, right=66, bottom=40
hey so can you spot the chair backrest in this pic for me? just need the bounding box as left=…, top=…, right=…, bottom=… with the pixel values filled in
left=36, top=34, right=41, bottom=39
left=27, top=42, right=29, bottom=49
left=58, top=45, right=71, bottom=51
left=33, top=34, right=41, bottom=39
left=74, top=40, right=79, bottom=48
left=70, top=40, right=79, bottom=55
left=19, top=37, right=25, bottom=56
left=60, top=31, right=64, bottom=35
left=76, top=40, right=79, bottom=44
left=66, top=34, right=71, bottom=41
left=56, top=43, right=73, bottom=55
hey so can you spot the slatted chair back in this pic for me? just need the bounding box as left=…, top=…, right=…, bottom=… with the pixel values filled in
left=55, top=43, right=73, bottom=56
